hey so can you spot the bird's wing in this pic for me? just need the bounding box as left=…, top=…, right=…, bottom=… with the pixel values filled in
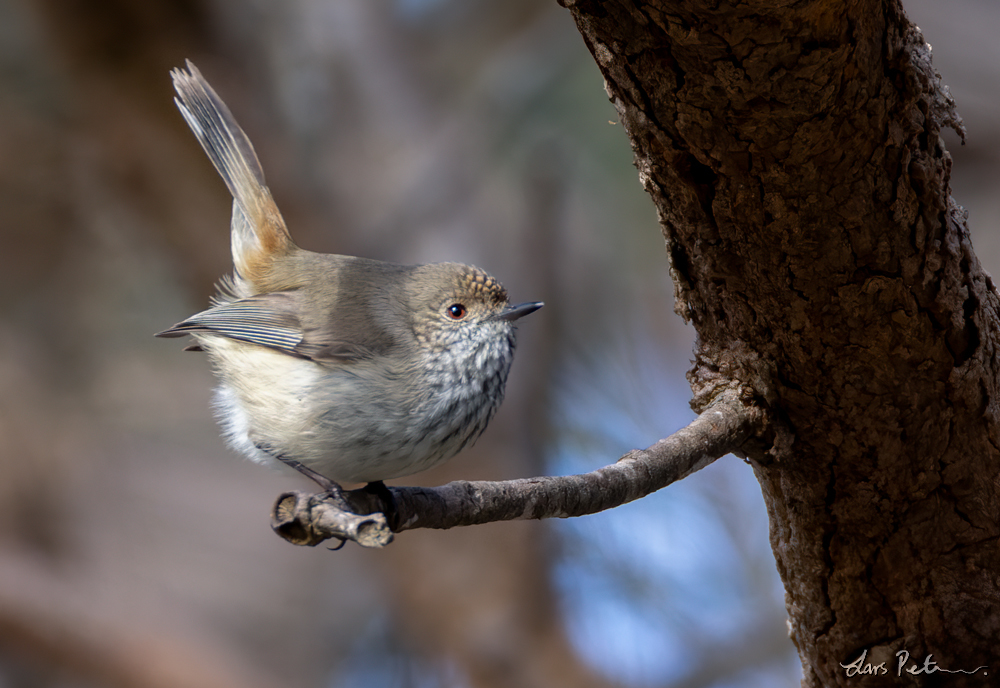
left=156, top=293, right=375, bottom=362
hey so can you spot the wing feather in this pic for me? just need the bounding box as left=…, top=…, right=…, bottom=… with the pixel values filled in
left=157, top=293, right=375, bottom=362
left=157, top=294, right=304, bottom=356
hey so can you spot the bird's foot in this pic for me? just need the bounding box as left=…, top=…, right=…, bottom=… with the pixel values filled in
left=362, top=480, right=400, bottom=531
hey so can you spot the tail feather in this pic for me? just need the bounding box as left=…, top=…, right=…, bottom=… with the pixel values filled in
left=172, top=60, right=292, bottom=288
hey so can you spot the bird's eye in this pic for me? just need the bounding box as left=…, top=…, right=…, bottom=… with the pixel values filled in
left=446, top=303, right=467, bottom=320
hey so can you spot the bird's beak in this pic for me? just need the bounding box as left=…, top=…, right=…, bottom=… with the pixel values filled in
left=495, top=301, right=544, bottom=322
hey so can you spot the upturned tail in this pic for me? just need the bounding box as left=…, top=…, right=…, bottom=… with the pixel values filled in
left=172, top=60, right=293, bottom=290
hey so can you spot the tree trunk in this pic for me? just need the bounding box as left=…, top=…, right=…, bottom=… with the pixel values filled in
left=560, top=0, right=999, bottom=685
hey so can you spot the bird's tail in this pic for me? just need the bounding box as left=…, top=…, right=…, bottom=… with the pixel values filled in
left=172, top=60, right=293, bottom=291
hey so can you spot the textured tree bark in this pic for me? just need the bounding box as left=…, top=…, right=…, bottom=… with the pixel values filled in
left=560, top=0, right=999, bottom=685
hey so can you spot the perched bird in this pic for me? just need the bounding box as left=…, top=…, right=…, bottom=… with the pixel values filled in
left=158, top=61, right=542, bottom=491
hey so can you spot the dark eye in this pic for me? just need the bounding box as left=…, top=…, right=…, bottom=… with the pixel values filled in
left=446, top=303, right=467, bottom=320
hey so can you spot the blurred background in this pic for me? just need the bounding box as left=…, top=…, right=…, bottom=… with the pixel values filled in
left=0, top=1, right=993, bottom=687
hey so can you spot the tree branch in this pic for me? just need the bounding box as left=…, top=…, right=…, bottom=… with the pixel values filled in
left=271, top=386, right=763, bottom=548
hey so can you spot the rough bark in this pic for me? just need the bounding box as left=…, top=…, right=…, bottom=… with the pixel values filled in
left=560, top=0, right=999, bottom=685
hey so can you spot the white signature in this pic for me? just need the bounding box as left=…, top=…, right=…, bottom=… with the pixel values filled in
left=841, top=649, right=988, bottom=677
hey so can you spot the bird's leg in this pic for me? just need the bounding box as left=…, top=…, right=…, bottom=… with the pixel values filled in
left=255, top=443, right=396, bottom=534
left=279, top=457, right=343, bottom=495
left=256, top=442, right=346, bottom=501
left=260, top=448, right=351, bottom=549
left=362, top=480, right=400, bottom=531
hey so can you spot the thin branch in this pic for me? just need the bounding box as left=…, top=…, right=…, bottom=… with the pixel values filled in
left=271, top=387, right=762, bottom=549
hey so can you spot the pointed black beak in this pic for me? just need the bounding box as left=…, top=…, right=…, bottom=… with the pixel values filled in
left=495, top=301, right=544, bottom=322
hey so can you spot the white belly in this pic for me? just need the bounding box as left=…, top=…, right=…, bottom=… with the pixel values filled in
left=197, top=335, right=496, bottom=483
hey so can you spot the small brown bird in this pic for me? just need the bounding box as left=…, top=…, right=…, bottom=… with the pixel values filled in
left=158, top=62, right=542, bottom=489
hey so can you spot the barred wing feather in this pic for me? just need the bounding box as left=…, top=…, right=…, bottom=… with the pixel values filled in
left=157, top=294, right=305, bottom=358
left=157, top=293, right=375, bottom=363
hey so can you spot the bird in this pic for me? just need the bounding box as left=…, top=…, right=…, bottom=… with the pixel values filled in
left=157, top=61, right=542, bottom=494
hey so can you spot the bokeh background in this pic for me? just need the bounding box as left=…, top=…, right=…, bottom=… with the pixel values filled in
left=0, top=1, right=993, bottom=687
